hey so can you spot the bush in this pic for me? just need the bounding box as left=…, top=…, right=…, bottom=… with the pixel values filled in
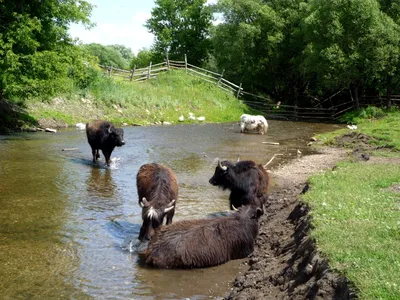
left=339, top=106, right=387, bottom=124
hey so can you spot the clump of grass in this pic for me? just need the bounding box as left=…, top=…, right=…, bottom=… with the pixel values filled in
left=302, top=162, right=400, bottom=299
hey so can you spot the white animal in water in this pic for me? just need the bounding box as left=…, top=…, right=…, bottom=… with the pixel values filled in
left=76, top=123, right=86, bottom=130
left=239, top=114, right=268, bottom=135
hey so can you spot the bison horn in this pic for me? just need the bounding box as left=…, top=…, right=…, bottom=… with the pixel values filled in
left=232, top=205, right=239, bottom=211
left=139, top=197, right=151, bottom=208
left=108, top=125, right=112, bottom=134
left=237, top=154, right=240, bottom=162
left=218, top=159, right=228, bottom=171
left=163, top=199, right=175, bottom=213
left=164, top=205, right=174, bottom=213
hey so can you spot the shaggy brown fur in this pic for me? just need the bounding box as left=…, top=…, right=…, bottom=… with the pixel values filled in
left=144, top=205, right=262, bottom=269
left=136, top=163, right=178, bottom=241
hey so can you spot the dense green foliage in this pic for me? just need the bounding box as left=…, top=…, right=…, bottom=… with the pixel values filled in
left=146, top=0, right=213, bottom=65
left=82, top=43, right=133, bottom=69
left=210, top=0, right=400, bottom=108
left=0, top=0, right=94, bottom=100
left=302, top=162, right=400, bottom=299
left=130, top=48, right=154, bottom=68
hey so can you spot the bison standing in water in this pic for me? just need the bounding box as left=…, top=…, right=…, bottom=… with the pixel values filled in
left=136, top=163, right=178, bottom=242
left=209, top=159, right=269, bottom=211
left=86, top=120, right=125, bottom=166
left=143, top=205, right=263, bottom=269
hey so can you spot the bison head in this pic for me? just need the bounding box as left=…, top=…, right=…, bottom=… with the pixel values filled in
left=138, top=197, right=175, bottom=241
left=208, top=159, right=234, bottom=190
left=236, top=205, right=263, bottom=220
left=108, top=126, right=125, bottom=147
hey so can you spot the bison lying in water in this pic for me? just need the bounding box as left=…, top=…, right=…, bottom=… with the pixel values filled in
left=209, top=159, right=269, bottom=211
left=143, top=205, right=262, bottom=269
left=136, top=163, right=178, bottom=241
left=86, top=120, right=125, bottom=166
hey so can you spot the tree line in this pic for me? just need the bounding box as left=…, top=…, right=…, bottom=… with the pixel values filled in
left=1, top=0, right=400, bottom=110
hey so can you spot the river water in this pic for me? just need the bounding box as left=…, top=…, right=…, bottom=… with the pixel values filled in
left=0, top=121, right=342, bottom=299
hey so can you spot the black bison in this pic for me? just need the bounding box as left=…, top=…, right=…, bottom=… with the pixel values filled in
left=209, top=159, right=269, bottom=211
left=136, top=163, right=178, bottom=242
left=143, top=205, right=263, bottom=269
left=86, top=120, right=125, bottom=166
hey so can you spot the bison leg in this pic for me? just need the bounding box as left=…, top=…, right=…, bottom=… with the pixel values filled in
left=102, top=150, right=111, bottom=166
left=96, top=149, right=100, bottom=160
left=91, top=148, right=97, bottom=163
left=165, top=210, right=175, bottom=225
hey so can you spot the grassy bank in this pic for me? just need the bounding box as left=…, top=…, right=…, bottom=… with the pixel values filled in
left=302, top=109, right=400, bottom=299
left=21, top=70, right=254, bottom=129
left=317, top=109, right=400, bottom=152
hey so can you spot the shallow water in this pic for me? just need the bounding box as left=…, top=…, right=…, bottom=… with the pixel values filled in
left=0, top=121, right=343, bottom=299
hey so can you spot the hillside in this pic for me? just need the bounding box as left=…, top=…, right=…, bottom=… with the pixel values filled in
left=17, top=70, right=254, bottom=130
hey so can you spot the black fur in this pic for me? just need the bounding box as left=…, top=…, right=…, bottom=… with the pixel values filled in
left=209, top=160, right=269, bottom=211
left=86, top=120, right=125, bottom=166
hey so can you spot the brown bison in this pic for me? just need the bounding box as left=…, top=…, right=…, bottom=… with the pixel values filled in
left=209, top=159, right=269, bottom=211
left=136, top=163, right=178, bottom=241
left=143, top=205, right=263, bottom=269
left=86, top=120, right=125, bottom=166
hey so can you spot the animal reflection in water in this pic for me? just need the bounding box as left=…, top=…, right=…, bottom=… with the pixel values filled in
left=86, top=168, right=116, bottom=198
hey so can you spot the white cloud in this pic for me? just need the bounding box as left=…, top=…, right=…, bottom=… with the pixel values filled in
left=206, top=0, right=218, bottom=5
left=69, top=11, right=154, bottom=55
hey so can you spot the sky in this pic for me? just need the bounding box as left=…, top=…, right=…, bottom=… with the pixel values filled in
left=69, top=0, right=218, bottom=55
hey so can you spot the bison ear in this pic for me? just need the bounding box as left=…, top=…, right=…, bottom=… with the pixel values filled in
left=139, top=197, right=151, bottom=208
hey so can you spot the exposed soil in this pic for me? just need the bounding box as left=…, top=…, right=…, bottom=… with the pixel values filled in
left=224, top=147, right=358, bottom=300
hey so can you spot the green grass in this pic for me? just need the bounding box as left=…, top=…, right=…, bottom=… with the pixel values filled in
left=24, top=70, right=253, bottom=127
left=302, top=162, right=400, bottom=299
left=317, top=110, right=400, bottom=152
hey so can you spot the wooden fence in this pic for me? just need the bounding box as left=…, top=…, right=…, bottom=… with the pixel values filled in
left=99, top=57, right=400, bottom=121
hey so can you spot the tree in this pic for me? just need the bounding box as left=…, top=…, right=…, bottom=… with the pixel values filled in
left=302, top=0, right=400, bottom=110
left=130, top=48, right=154, bottom=68
left=83, top=43, right=129, bottom=69
left=146, top=0, right=213, bottom=65
left=109, top=44, right=134, bottom=63
left=0, top=0, right=94, bottom=99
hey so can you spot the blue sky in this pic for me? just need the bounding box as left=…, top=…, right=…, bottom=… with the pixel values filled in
left=69, top=0, right=218, bottom=55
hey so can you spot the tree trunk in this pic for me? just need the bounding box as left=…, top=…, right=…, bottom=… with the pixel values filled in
left=386, top=77, right=392, bottom=110
left=351, top=83, right=360, bottom=111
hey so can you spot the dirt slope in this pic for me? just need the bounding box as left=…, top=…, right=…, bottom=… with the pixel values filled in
left=224, top=147, right=358, bottom=300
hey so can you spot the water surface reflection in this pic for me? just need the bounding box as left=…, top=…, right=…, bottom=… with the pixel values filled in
left=0, top=120, right=343, bottom=299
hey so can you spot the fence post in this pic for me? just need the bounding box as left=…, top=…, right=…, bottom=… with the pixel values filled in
left=218, top=69, right=225, bottom=86
left=166, top=51, right=170, bottom=70
left=108, top=66, right=113, bottom=77
left=236, top=83, right=242, bottom=99
left=184, top=54, right=187, bottom=73
left=130, top=65, right=136, bottom=82
left=147, top=61, right=152, bottom=79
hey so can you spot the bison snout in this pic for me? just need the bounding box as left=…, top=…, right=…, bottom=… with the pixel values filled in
left=121, top=140, right=125, bottom=145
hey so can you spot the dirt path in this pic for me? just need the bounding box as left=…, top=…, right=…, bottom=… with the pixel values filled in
left=224, top=147, right=356, bottom=300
